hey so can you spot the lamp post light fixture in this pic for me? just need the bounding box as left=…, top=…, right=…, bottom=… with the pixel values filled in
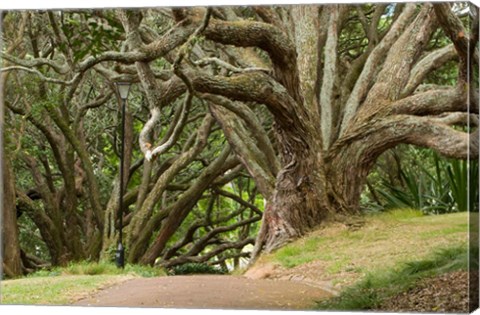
left=115, top=82, right=131, bottom=269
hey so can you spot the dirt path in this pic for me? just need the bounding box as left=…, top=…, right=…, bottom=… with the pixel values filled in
left=74, top=275, right=332, bottom=310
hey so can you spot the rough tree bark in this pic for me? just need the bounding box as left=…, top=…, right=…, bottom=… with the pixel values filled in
left=182, top=4, right=477, bottom=254
left=1, top=12, right=24, bottom=276
left=113, top=3, right=477, bottom=256
left=1, top=140, right=22, bottom=277
left=1, top=3, right=478, bottom=265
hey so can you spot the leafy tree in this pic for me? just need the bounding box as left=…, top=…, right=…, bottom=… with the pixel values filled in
left=1, top=3, right=478, bottom=269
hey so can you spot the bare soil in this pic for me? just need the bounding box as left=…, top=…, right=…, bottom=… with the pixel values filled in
left=244, top=261, right=342, bottom=295
left=74, top=274, right=332, bottom=310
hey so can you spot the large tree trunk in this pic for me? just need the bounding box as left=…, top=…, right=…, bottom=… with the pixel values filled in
left=253, top=121, right=335, bottom=253
left=1, top=16, right=22, bottom=275
left=251, top=3, right=477, bottom=257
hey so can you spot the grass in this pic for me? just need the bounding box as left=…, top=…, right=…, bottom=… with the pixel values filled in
left=0, top=262, right=166, bottom=305
left=251, top=208, right=471, bottom=311
left=268, top=209, right=467, bottom=279
left=26, top=261, right=166, bottom=278
left=374, top=208, right=424, bottom=221
left=316, top=244, right=472, bottom=311
left=252, top=209, right=468, bottom=290
left=1, top=274, right=128, bottom=305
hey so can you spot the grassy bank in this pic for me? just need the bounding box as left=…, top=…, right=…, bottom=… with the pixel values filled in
left=317, top=244, right=473, bottom=310
left=1, top=274, right=131, bottom=305
left=252, top=209, right=471, bottom=310
left=263, top=209, right=468, bottom=287
left=0, top=262, right=165, bottom=305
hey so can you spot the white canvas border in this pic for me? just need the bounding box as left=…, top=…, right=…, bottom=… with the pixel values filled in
left=0, top=1, right=478, bottom=315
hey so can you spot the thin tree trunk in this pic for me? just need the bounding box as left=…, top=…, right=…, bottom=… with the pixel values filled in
left=1, top=60, right=22, bottom=276
left=2, top=151, right=23, bottom=277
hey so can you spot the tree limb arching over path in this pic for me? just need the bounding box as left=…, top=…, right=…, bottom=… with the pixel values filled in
left=1, top=3, right=478, bottom=272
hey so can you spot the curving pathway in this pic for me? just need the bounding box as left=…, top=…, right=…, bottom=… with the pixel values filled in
left=74, top=275, right=332, bottom=310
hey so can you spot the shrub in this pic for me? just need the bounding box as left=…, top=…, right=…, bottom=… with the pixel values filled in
left=168, top=263, right=227, bottom=275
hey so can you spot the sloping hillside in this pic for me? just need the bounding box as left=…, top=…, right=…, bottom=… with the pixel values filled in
left=245, top=209, right=472, bottom=311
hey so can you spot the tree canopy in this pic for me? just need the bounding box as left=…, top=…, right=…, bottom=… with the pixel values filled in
left=1, top=3, right=478, bottom=275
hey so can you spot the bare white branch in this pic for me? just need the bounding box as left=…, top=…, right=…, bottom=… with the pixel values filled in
left=139, top=107, right=161, bottom=157
left=145, top=100, right=191, bottom=161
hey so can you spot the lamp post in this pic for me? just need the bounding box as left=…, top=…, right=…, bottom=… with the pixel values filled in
left=115, top=82, right=131, bottom=269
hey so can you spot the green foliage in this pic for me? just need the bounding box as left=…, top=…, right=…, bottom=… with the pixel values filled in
left=27, top=261, right=166, bottom=278
left=60, top=11, right=124, bottom=62
left=168, top=263, right=228, bottom=275
left=317, top=244, right=470, bottom=311
left=445, top=158, right=479, bottom=212
left=17, top=215, right=51, bottom=262
left=365, top=146, right=479, bottom=215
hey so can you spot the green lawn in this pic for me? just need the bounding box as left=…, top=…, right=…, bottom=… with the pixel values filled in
left=1, top=274, right=131, bottom=305
left=0, top=261, right=165, bottom=305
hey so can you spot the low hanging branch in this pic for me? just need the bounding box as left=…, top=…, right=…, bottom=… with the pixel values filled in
left=0, top=51, right=69, bottom=74
left=161, top=237, right=255, bottom=268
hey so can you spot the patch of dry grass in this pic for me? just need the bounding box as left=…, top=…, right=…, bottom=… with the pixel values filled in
left=259, top=210, right=468, bottom=288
